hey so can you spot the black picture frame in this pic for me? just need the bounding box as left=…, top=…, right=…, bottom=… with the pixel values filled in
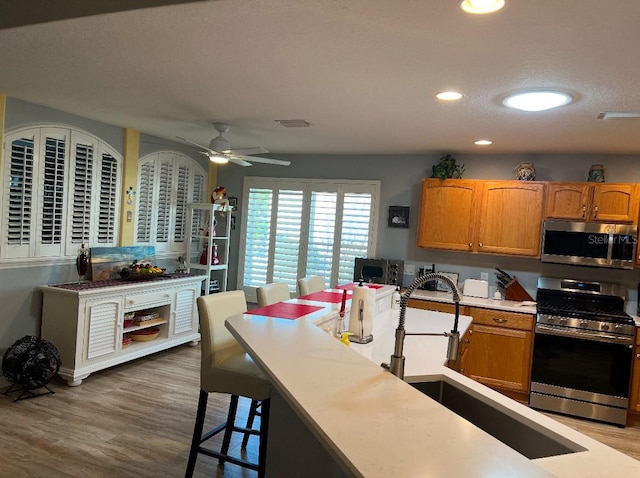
left=388, top=206, right=410, bottom=228
left=228, top=196, right=238, bottom=209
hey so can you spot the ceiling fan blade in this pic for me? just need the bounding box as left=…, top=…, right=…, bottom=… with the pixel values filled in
left=238, top=155, right=291, bottom=166
left=228, top=157, right=253, bottom=167
left=227, top=147, right=269, bottom=156
left=176, top=136, right=215, bottom=154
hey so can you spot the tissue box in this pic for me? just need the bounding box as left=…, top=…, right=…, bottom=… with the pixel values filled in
left=463, top=279, right=489, bottom=298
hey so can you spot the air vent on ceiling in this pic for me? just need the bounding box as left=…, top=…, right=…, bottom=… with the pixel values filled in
left=274, top=119, right=311, bottom=128
left=597, top=112, right=640, bottom=120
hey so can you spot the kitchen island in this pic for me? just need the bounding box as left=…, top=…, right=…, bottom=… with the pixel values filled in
left=226, top=292, right=640, bottom=477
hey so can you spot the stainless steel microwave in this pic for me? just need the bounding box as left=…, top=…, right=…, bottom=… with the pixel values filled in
left=541, top=220, right=637, bottom=269
left=353, top=257, right=404, bottom=287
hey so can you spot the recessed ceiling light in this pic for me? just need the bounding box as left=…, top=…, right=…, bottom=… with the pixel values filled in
left=503, top=90, right=573, bottom=112
left=474, top=139, right=493, bottom=145
left=436, top=91, right=463, bottom=101
left=459, top=0, right=505, bottom=14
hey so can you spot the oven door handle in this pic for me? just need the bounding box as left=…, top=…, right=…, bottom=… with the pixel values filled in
left=536, top=324, right=633, bottom=345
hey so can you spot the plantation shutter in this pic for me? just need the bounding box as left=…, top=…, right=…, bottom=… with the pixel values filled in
left=272, top=188, right=304, bottom=289
left=1, top=125, right=122, bottom=262
left=68, top=138, right=94, bottom=248
left=136, top=160, right=155, bottom=243
left=2, top=135, right=37, bottom=258
left=305, top=190, right=338, bottom=280
left=337, top=190, right=374, bottom=284
left=95, top=152, right=119, bottom=245
left=243, top=187, right=273, bottom=289
left=135, top=152, right=206, bottom=253
left=239, top=177, right=379, bottom=301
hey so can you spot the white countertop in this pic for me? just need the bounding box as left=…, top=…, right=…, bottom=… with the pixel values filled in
left=410, top=288, right=538, bottom=314
left=226, top=295, right=640, bottom=477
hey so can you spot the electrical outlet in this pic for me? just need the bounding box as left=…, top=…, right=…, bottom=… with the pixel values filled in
left=480, top=272, right=489, bottom=281
left=405, top=264, right=415, bottom=275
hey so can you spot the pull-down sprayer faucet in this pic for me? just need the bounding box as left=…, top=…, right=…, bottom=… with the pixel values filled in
left=382, top=273, right=462, bottom=380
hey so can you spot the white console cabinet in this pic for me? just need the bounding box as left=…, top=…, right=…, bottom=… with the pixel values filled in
left=41, top=274, right=205, bottom=386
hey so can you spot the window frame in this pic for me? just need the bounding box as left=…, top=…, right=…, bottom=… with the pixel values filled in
left=135, top=151, right=206, bottom=256
left=237, top=176, right=380, bottom=302
left=0, top=124, right=122, bottom=267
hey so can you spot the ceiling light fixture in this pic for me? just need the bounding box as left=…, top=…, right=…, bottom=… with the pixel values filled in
left=209, top=155, right=229, bottom=164
left=459, top=0, right=505, bottom=14
left=474, top=139, right=493, bottom=145
left=436, top=91, right=463, bottom=101
left=503, top=89, right=573, bottom=112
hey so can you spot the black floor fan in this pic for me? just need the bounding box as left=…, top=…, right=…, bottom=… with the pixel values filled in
left=2, top=336, right=61, bottom=401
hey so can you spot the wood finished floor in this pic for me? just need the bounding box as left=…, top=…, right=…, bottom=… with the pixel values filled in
left=2, top=343, right=640, bottom=477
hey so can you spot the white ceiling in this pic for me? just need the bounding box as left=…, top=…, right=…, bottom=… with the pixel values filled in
left=1, top=0, right=640, bottom=156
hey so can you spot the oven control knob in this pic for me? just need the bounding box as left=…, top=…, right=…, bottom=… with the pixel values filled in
left=547, top=316, right=555, bottom=324
left=614, top=324, right=622, bottom=332
left=559, top=318, right=568, bottom=326
left=580, top=320, right=589, bottom=329
left=601, top=323, right=610, bottom=331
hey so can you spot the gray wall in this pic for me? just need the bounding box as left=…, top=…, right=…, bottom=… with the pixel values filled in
left=2, top=97, right=640, bottom=385
left=217, top=153, right=640, bottom=312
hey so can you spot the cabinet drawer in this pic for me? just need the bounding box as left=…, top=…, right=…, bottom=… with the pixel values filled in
left=469, top=307, right=534, bottom=331
left=124, top=289, right=173, bottom=310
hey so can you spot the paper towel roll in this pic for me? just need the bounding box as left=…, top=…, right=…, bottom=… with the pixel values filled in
left=348, top=285, right=375, bottom=338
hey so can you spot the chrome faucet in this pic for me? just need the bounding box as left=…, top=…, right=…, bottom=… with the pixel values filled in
left=382, top=273, right=462, bottom=380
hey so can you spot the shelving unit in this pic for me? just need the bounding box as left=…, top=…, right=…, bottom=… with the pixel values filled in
left=186, top=203, right=232, bottom=295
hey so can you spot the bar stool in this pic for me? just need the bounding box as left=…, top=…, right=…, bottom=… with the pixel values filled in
left=297, top=276, right=325, bottom=296
left=185, top=290, right=270, bottom=478
left=256, top=282, right=291, bottom=307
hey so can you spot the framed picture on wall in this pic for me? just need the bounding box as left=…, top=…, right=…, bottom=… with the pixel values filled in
left=388, top=206, right=410, bottom=228
left=228, top=196, right=238, bottom=210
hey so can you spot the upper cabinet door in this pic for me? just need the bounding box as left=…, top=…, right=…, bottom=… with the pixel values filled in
left=545, top=182, right=591, bottom=220
left=590, top=184, right=639, bottom=223
left=477, top=181, right=545, bottom=257
left=417, top=179, right=477, bottom=251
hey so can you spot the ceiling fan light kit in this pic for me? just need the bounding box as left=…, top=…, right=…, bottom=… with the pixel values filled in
left=176, top=122, right=291, bottom=167
left=459, top=0, right=505, bottom=15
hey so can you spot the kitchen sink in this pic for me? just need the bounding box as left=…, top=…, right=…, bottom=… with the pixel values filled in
left=411, top=380, right=586, bottom=459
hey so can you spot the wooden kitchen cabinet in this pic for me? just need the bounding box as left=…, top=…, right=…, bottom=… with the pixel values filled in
left=417, top=179, right=546, bottom=257
left=545, top=182, right=638, bottom=223
left=417, top=179, right=478, bottom=251
left=465, top=307, right=534, bottom=403
left=41, top=274, right=204, bottom=386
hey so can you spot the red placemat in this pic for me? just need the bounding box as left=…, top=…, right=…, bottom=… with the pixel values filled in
left=299, top=290, right=348, bottom=303
left=335, top=283, right=384, bottom=291
left=246, top=302, right=324, bottom=320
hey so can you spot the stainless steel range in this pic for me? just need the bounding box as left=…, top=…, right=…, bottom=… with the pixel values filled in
left=530, top=277, right=635, bottom=426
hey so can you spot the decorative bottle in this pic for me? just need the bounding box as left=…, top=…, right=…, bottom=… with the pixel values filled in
left=75, top=244, right=89, bottom=282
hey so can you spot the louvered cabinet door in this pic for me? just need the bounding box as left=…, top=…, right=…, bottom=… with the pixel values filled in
left=85, top=297, right=122, bottom=362
left=173, top=285, right=198, bottom=336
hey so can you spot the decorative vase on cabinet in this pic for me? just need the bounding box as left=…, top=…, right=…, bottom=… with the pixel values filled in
left=515, top=162, right=536, bottom=181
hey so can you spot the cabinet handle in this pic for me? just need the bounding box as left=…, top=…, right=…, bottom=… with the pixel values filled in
left=637, top=353, right=640, bottom=359
left=478, top=242, right=483, bottom=248
left=468, top=242, right=473, bottom=248
left=492, top=317, right=508, bottom=324
left=594, top=205, right=598, bottom=218
left=581, top=205, right=586, bottom=218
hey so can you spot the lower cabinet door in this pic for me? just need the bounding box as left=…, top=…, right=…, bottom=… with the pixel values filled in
left=466, top=324, right=532, bottom=393
left=85, top=297, right=122, bottom=362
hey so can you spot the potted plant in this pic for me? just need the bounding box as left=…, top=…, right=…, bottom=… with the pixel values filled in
left=431, top=154, right=465, bottom=179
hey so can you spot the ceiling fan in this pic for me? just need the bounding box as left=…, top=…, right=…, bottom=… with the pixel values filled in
left=177, top=122, right=290, bottom=167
